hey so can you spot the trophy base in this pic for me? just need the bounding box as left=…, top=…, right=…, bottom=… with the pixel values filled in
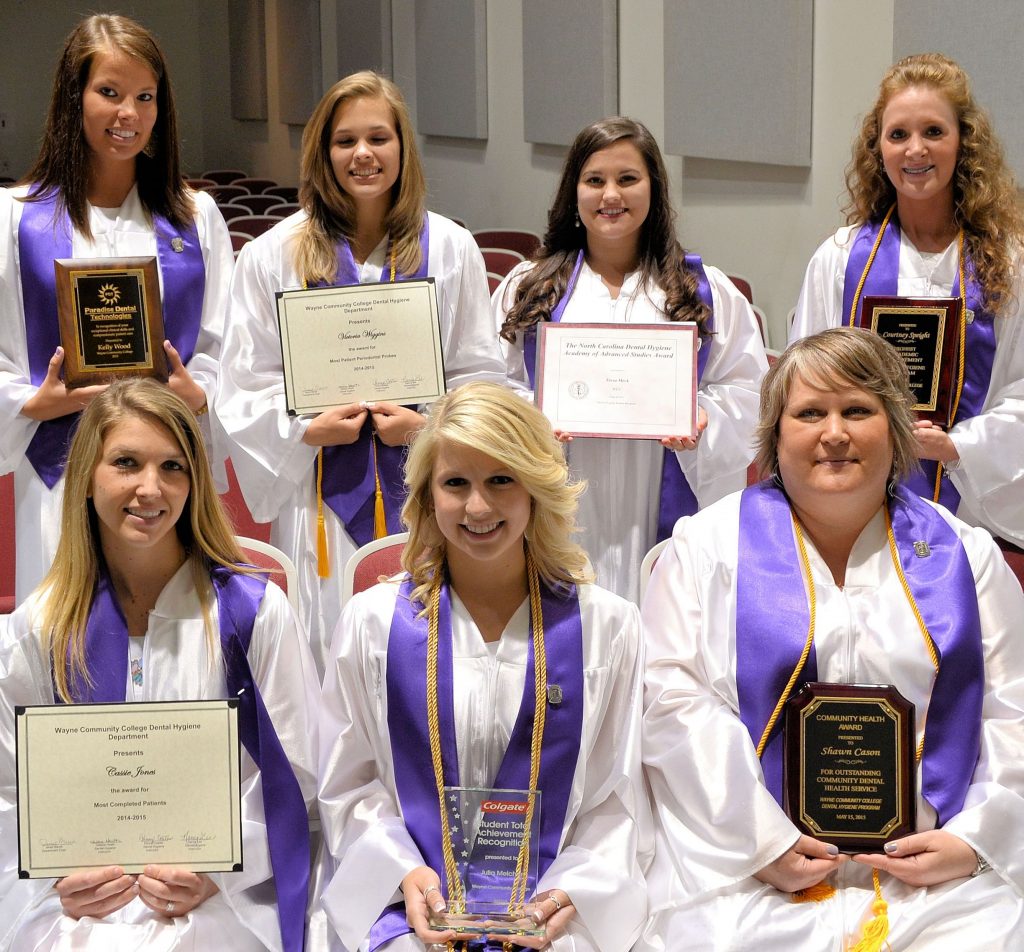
left=431, top=910, right=545, bottom=938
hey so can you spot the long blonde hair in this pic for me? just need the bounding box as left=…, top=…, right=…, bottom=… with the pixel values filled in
left=845, top=53, right=1024, bottom=312
left=400, top=383, right=592, bottom=609
left=38, top=380, right=247, bottom=702
left=293, top=71, right=426, bottom=285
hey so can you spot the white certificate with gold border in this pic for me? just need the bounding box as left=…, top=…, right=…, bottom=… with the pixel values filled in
left=535, top=322, right=698, bottom=438
left=16, top=700, right=242, bottom=878
left=276, top=278, right=445, bottom=414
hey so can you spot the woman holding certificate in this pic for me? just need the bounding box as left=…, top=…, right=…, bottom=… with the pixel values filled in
left=0, top=379, right=318, bottom=951
left=637, top=328, right=1024, bottom=951
left=217, top=71, right=505, bottom=674
left=317, top=382, right=649, bottom=952
left=0, top=14, right=233, bottom=603
left=492, top=117, right=767, bottom=603
left=791, top=53, right=1024, bottom=548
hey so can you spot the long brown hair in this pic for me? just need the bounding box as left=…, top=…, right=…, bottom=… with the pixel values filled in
left=38, top=380, right=247, bottom=702
left=500, top=117, right=710, bottom=343
left=19, top=14, right=193, bottom=238
left=844, top=53, right=1023, bottom=313
left=294, top=71, right=427, bottom=285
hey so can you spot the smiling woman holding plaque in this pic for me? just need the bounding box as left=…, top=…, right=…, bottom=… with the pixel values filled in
left=317, top=383, right=648, bottom=952
left=0, top=15, right=233, bottom=604
left=216, top=72, right=505, bottom=676
left=792, top=53, right=1024, bottom=549
left=0, top=381, right=318, bottom=951
left=637, top=328, right=1024, bottom=951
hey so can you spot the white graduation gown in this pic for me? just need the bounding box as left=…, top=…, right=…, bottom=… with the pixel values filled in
left=317, top=579, right=650, bottom=952
left=493, top=262, right=767, bottom=603
left=792, top=225, right=1024, bottom=546
left=0, top=186, right=233, bottom=602
left=0, top=566, right=320, bottom=952
left=216, top=211, right=508, bottom=675
left=637, top=492, right=1024, bottom=951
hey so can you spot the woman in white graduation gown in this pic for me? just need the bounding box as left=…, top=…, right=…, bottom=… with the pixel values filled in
left=638, top=328, right=1024, bottom=951
left=217, top=72, right=506, bottom=675
left=0, top=380, right=319, bottom=952
left=0, top=14, right=232, bottom=603
left=792, top=53, right=1024, bottom=547
left=318, top=382, right=649, bottom=951
left=493, top=117, right=767, bottom=604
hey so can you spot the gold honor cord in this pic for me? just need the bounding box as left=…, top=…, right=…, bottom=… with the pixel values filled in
left=848, top=208, right=969, bottom=502
left=427, top=552, right=547, bottom=952
left=307, top=247, right=400, bottom=576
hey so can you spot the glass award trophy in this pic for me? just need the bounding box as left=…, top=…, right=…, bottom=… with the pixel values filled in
left=430, top=786, right=544, bottom=938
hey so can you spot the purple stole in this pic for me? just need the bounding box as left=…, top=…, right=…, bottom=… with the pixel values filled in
left=318, top=218, right=430, bottom=547
left=842, top=216, right=997, bottom=511
left=65, top=567, right=309, bottom=952
left=369, top=576, right=585, bottom=951
left=524, top=252, right=714, bottom=542
left=735, top=481, right=984, bottom=825
left=17, top=190, right=206, bottom=489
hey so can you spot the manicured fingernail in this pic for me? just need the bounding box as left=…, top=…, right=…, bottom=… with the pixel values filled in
left=884, top=842, right=897, bottom=853
left=827, top=844, right=839, bottom=856
left=432, top=901, right=446, bottom=913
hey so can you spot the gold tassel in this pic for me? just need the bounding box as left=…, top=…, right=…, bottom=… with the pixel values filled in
left=791, top=880, right=836, bottom=903
left=372, top=434, right=387, bottom=539
left=848, top=870, right=890, bottom=952
left=316, top=448, right=330, bottom=578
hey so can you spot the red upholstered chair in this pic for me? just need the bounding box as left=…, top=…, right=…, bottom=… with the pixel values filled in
left=265, top=185, right=299, bottom=203
left=751, top=304, right=769, bottom=348
left=726, top=273, right=754, bottom=304
left=472, top=228, right=541, bottom=260
left=202, top=168, right=247, bottom=185
left=208, top=183, right=250, bottom=204
left=639, top=538, right=670, bottom=603
left=232, top=194, right=287, bottom=215
left=997, top=537, right=1024, bottom=590
left=480, top=247, right=525, bottom=278
left=0, top=473, right=15, bottom=613
left=487, top=271, right=503, bottom=295
left=229, top=232, right=252, bottom=257
left=233, top=177, right=279, bottom=194
left=219, top=459, right=271, bottom=543
left=236, top=536, right=299, bottom=614
left=265, top=202, right=300, bottom=218
left=186, top=177, right=216, bottom=190
left=343, top=533, right=410, bottom=601
left=229, top=216, right=281, bottom=238
left=218, top=203, right=256, bottom=224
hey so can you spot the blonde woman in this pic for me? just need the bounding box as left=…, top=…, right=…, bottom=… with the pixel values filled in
left=317, top=382, right=648, bottom=952
left=0, top=380, right=318, bottom=952
left=792, top=53, right=1024, bottom=546
left=217, top=71, right=505, bottom=675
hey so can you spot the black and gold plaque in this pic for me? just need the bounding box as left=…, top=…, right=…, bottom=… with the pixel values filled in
left=784, top=682, right=915, bottom=853
left=862, top=296, right=962, bottom=427
left=54, top=257, right=168, bottom=389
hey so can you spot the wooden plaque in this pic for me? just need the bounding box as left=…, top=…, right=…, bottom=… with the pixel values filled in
left=54, top=257, right=168, bottom=389
left=784, top=682, right=915, bottom=853
left=862, top=295, right=962, bottom=427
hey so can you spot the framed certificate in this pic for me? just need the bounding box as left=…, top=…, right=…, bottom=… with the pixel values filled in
left=862, top=296, right=963, bottom=427
left=276, top=279, right=445, bottom=415
left=784, top=682, right=915, bottom=853
left=16, top=700, right=243, bottom=878
left=54, top=257, right=169, bottom=389
left=535, top=322, right=698, bottom=439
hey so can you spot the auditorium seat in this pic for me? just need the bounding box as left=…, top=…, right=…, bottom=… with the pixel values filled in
left=473, top=228, right=541, bottom=259
left=233, top=177, right=278, bottom=194
left=480, top=247, right=525, bottom=278
left=202, top=168, right=247, bottom=185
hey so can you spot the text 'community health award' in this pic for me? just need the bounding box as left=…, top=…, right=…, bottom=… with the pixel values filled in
left=430, top=787, right=544, bottom=938
left=784, top=683, right=915, bottom=853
